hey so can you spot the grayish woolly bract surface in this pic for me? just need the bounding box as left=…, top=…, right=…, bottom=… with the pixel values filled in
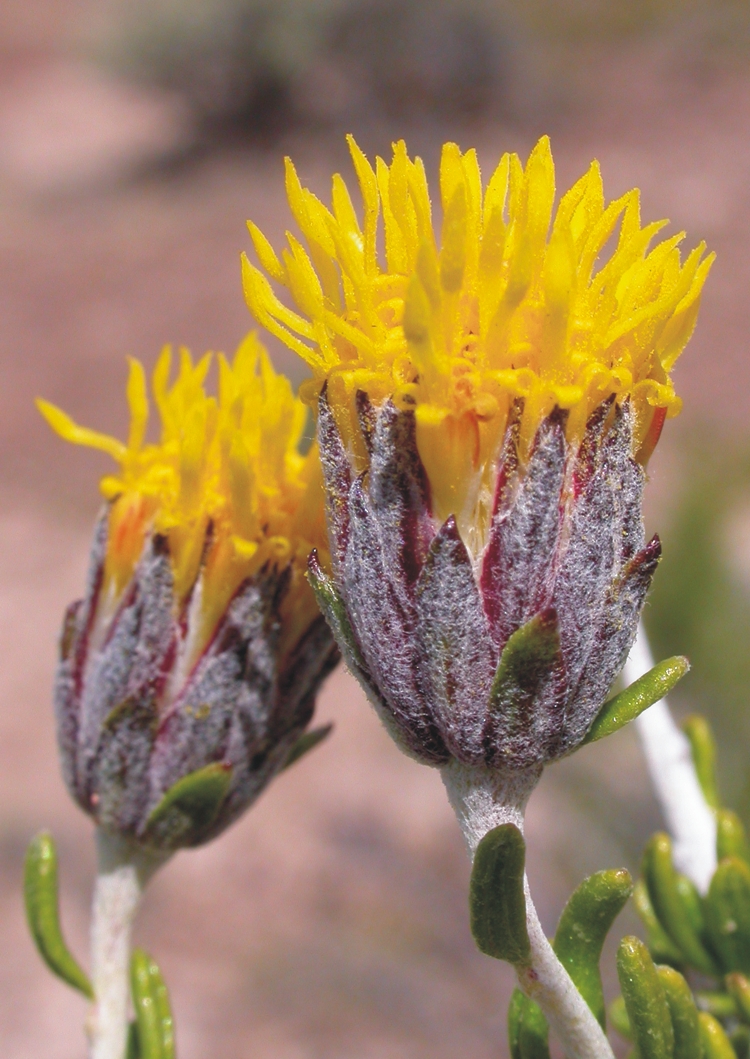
left=415, top=518, right=494, bottom=764
left=481, top=409, right=566, bottom=649
left=315, top=390, right=660, bottom=772
left=55, top=515, right=339, bottom=850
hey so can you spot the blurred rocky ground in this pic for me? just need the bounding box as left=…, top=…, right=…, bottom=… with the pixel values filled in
left=3, top=1, right=750, bottom=1056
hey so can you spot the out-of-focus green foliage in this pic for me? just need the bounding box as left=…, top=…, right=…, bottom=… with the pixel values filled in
left=96, top=0, right=339, bottom=131
left=94, top=0, right=518, bottom=133
left=92, top=0, right=750, bottom=137
left=646, top=432, right=750, bottom=819
left=612, top=718, right=750, bottom=1054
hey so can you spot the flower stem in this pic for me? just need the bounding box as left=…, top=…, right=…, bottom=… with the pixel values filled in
left=89, top=830, right=168, bottom=1059
left=442, top=761, right=615, bottom=1059
left=625, top=622, right=717, bottom=894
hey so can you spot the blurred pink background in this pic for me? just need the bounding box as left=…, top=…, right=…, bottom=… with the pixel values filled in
left=2, top=1, right=749, bottom=1055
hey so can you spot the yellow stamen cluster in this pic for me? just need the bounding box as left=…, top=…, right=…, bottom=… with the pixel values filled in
left=38, top=335, right=327, bottom=651
left=243, top=135, right=713, bottom=529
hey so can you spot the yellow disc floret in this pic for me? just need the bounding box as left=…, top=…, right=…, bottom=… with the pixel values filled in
left=38, top=334, right=327, bottom=655
left=242, top=135, right=714, bottom=529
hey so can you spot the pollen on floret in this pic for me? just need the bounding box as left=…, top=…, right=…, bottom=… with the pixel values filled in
left=37, top=334, right=328, bottom=650
left=242, top=134, right=714, bottom=530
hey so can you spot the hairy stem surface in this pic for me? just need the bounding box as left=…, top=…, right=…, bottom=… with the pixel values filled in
left=89, top=830, right=168, bottom=1059
left=442, top=761, right=615, bottom=1059
left=626, top=622, right=717, bottom=894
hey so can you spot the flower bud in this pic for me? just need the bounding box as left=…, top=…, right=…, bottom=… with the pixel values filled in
left=40, top=336, right=338, bottom=850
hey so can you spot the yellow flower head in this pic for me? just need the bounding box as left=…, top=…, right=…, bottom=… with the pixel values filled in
left=38, top=334, right=327, bottom=655
left=242, top=135, right=714, bottom=533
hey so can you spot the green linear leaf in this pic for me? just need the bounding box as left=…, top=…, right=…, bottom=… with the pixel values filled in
left=632, top=878, right=684, bottom=966
left=717, top=810, right=750, bottom=865
left=131, top=949, right=163, bottom=1059
left=706, top=856, right=750, bottom=975
left=131, top=949, right=174, bottom=1059
left=508, top=988, right=525, bottom=1059
left=616, top=936, right=674, bottom=1059
left=469, top=824, right=530, bottom=965
left=644, top=832, right=718, bottom=976
left=553, top=868, right=633, bottom=1028
left=506, top=988, right=550, bottom=1059
left=24, top=832, right=92, bottom=997
left=518, top=997, right=550, bottom=1058
left=682, top=714, right=720, bottom=810
left=698, top=1012, right=739, bottom=1058
left=725, top=972, right=750, bottom=1024
left=656, top=965, right=701, bottom=1059
left=149, top=955, right=174, bottom=1059
left=583, top=656, right=689, bottom=746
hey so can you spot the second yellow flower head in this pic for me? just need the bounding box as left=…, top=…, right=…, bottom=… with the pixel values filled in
left=38, top=336, right=338, bottom=849
left=38, top=335, right=327, bottom=657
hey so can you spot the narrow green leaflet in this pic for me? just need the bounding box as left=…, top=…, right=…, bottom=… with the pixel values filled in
left=553, top=868, right=633, bottom=1028
left=717, top=809, right=750, bottom=865
left=144, top=762, right=233, bottom=849
left=583, top=657, right=689, bottom=746
left=698, top=1012, right=738, bottom=1058
left=469, top=823, right=530, bottom=964
left=673, top=873, right=706, bottom=941
left=517, top=998, right=550, bottom=1059
left=643, top=833, right=718, bottom=976
left=656, top=965, right=701, bottom=1059
left=506, top=990, right=549, bottom=1059
left=131, top=950, right=163, bottom=1059
left=616, top=936, right=674, bottom=1059
left=282, top=724, right=333, bottom=770
left=706, top=856, right=750, bottom=974
left=632, top=879, right=684, bottom=966
left=150, top=957, right=175, bottom=1059
left=24, top=831, right=93, bottom=997
left=725, top=972, right=750, bottom=1023
left=508, top=988, right=525, bottom=1059
left=682, top=715, right=720, bottom=810
left=131, top=949, right=174, bottom=1059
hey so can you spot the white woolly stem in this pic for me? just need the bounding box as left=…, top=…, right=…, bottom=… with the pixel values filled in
left=89, top=830, right=169, bottom=1059
left=442, top=762, right=615, bottom=1059
left=626, top=621, right=717, bottom=895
